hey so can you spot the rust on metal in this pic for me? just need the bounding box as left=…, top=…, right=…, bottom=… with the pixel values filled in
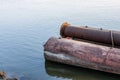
left=60, top=22, right=70, bottom=37
left=60, top=23, right=120, bottom=46
left=44, top=23, right=120, bottom=74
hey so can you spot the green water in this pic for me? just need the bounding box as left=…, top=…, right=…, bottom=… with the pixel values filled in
left=46, top=61, right=120, bottom=80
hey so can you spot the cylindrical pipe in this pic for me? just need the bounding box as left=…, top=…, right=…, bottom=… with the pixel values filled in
left=44, top=37, right=120, bottom=74
left=60, top=22, right=120, bottom=46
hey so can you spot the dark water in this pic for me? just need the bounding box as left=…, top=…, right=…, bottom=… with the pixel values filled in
left=0, top=0, right=120, bottom=80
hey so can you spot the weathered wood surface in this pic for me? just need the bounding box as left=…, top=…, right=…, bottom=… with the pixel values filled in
left=44, top=37, right=120, bottom=74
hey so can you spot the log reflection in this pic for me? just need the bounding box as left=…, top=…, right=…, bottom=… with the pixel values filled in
left=45, top=60, right=120, bottom=80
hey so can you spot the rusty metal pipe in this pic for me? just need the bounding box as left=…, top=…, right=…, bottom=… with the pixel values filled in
left=44, top=37, right=120, bottom=74
left=60, top=22, right=120, bottom=46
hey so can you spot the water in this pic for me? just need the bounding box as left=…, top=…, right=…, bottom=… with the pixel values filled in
left=0, top=0, right=120, bottom=80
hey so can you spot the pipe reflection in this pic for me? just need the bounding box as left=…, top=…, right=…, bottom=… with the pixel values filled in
left=45, top=60, right=120, bottom=80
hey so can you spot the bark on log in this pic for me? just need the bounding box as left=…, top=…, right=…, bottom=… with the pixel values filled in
left=44, top=37, right=120, bottom=74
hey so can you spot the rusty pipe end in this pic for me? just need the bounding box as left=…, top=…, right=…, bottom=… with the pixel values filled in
left=60, top=22, right=70, bottom=37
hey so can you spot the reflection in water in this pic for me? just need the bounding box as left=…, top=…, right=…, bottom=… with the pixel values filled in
left=45, top=60, right=120, bottom=80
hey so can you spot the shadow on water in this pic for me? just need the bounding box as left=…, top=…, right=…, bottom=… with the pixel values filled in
left=45, top=60, right=120, bottom=80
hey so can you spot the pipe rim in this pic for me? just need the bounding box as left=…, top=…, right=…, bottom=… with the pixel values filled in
left=60, top=22, right=70, bottom=37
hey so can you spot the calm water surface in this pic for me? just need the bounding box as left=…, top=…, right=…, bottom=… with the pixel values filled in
left=0, top=0, right=120, bottom=80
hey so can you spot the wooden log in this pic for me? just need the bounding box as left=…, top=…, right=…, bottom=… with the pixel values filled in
left=44, top=37, right=120, bottom=74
